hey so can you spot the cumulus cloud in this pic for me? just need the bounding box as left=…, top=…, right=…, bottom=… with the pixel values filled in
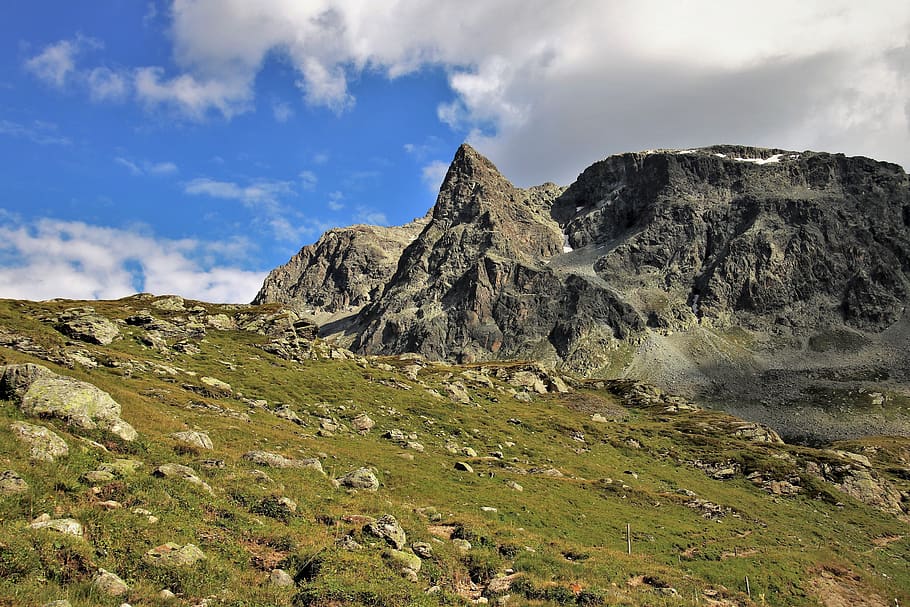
left=24, top=35, right=101, bottom=88
left=143, top=0, right=910, bottom=180
left=0, top=218, right=265, bottom=302
left=420, top=160, right=449, bottom=193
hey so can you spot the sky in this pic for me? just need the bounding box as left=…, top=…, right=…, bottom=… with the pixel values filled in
left=1, top=1, right=909, bottom=303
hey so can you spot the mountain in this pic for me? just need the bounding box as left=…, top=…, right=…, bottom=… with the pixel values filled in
left=0, top=296, right=907, bottom=606
left=257, top=144, right=910, bottom=442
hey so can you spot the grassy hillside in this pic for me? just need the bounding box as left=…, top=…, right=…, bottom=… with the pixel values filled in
left=0, top=296, right=907, bottom=607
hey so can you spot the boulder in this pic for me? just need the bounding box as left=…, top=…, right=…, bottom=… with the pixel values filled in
left=411, top=542, right=433, bottom=559
left=10, top=421, right=69, bottom=462
left=82, top=470, right=116, bottom=484
left=93, top=569, right=129, bottom=596
left=454, top=462, right=474, bottom=473
left=42, top=601, right=72, bottom=607
left=0, top=470, right=28, bottom=494
left=98, top=459, right=143, bottom=476
left=364, top=514, right=407, bottom=549
left=338, top=467, right=380, bottom=491
left=200, top=376, right=232, bottom=394
left=351, top=413, right=375, bottom=432
left=55, top=308, right=120, bottom=345
left=144, top=543, right=206, bottom=567
left=382, top=548, right=422, bottom=575
left=151, top=296, right=186, bottom=311
left=4, top=364, right=137, bottom=441
left=171, top=430, right=213, bottom=450
left=272, top=406, right=305, bottom=425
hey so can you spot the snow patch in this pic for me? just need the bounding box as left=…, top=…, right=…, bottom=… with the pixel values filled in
left=575, top=206, right=584, bottom=212
left=714, top=153, right=726, bottom=158
left=562, top=233, right=574, bottom=253
left=675, top=149, right=696, bottom=154
left=733, top=153, right=783, bottom=165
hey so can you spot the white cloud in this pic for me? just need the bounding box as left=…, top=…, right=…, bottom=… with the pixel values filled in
left=184, top=177, right=294, bottom=207
left=115, top=157, right=178, bottom=176
left=299, top=170, right=318, bottom=190
left=354, top=207, right=388, bottom=226
left=145, top=0, right=910, bottom=178
left=87, top=67, right=128, bottom=101
left=134, top=66, right=251, bottom=119
left=327, top=190, right=344, bottom=211
left=0, top=120, right=71, bottom=146
left=24, top=36, right=100, bottom=88
left=272, top=100, right=294, bottom=122
left=420, top=160, right=449, bottom=193
left=0, top=218, right=265, bottom=303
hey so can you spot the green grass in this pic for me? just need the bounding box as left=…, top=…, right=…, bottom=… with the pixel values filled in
left=0, top=296, right=907, bottom=606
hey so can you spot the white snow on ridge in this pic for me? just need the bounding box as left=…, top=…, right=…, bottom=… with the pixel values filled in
left=734, top=153, right=784, bottom=165
left=563, top=233, right=574, bottom=253
left=714, top=153, right=726, bottom=158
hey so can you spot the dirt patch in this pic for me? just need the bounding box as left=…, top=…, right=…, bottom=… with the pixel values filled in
left=871, top=534, right=902, bottom=547
left=428, top=524, right=457, bottom=539
left=808, top=565, right=889, bottom=607
left=720, top=548, right=759, bottom=560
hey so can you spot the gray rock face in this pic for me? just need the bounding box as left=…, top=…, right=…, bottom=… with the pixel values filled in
left=253, top=216, right=431, bottom=313
left=55, top=307, right=120, bottom=345
left=3, top=364, right=137, bottom=441
left=170, top=430, right=213, bottom=450
left=28, top=516, right=83, bottom=536
left=10, top=421, right=69, bottom=462
left=242, top=450, right=324, bottom=473
left=338, top=467, right=380, bottom=491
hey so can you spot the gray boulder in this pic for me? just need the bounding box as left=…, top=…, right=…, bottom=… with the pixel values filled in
left=170, top=430, right=213, bottom=450
left=153, top=463, right=213, bottom=494
left=2, top=364, right=137, bottom=441
left=338, top=467, right=380, bottom=491
left=364, top=514, right=407, bottom=549
left=93, top=569, right=129, bottom=596
left=242, top=450, right=324, bottom=473
left=269, top=568, right=295, bottom=587
left=29, top=516, right=83, bottom=536
left=143, top=543, right=206, bottom=567
left=10, top=421, right=68, bottom=462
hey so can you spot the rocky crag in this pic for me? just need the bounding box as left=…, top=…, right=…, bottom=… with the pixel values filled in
left=259, top=144, right=910, bottom=441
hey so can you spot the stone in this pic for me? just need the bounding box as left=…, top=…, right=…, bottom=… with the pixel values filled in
left=269, top=568, right=295, bottom=587
left=144, top=543, right=206, bottom=567
left=42, top=601, right=72, bottom=607
left=273, top=405, right=305, bottom=425
left=242, top=450, right=324, bottom=473
left=29, top=517, right=83, bottom=536
left=452, top=538, right=472, bottom=552
left=505, top=480, right=523, bottom=492
left=93, top=569, right=129, bottom=596
left=338, top=467, right=380, bottom=491
left=7, top=365, right=137, bottom=441
left=206, top=314, right=236, bottom=330
left=82, top=470, right=116, bottom=484
left=0, top=363, right=56, bottom=400
left=461, top=447, right=478, bottom=457
left=200, top=376, right=232, bottom=393
left=364, top=514, right=407, bottom=549
left=55, top=308, right=120, bottom=345
left=10, top=421, right=68, bottom=462
left=591, top=413, right=608, bottom=423
left=0, top=470, right=28, bottom=494
left=411, top=542, right=433, bottom=559
left=98, top=459, right=143, bottom=476
left=351, top=413, right=375, bottom=432
left=406, top=441, right=425, bottom=452
left=454, top=462, right=474, bottom=473
left=159, top=589, right=177, bottom=601
left=153, top=463, right=213, bottom=494
left=171, top=430, right=213, bottom=450
left=336, top=534, right=363, bottom=551
left=151, top=296, right=186, bottom=311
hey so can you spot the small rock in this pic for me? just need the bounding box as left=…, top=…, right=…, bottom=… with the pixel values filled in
left=10, top=421, right=69, bottom=462
left=153, top=463, right=213, bottom=494
left=29, top=517, right=83, bottom=537
left=93, top=568, right=129, bottom=596
left=505, top=480, right=523, bottom=492
left=242, top=450, right=324, bottom=473
left=98, top=459, right=143, bottom=476
left=171, top=430, right=213, bottom=450
left=338, top=467, right=380, bottom=491
left=144, top=543, right=206, bottom=567
left=406, top=441, right=425, bottom=452
left=591, top=413, right=608, bottom=423
left=82, top=470, right=117, bottom=484
left=55, top=309, right=120, bottom=345
left=0, top=470, right=28, bottom=494
left=382, top=548, right=422, bottom=575
left=273, top=405, right=305, bottom=425
left=712, top=468, right=736, bottom=480
left=159, top=589, right=177, bottom=601
left=41, top=601, right=72, bottom=607
left=412, top=542, right=433, bottom=559
left=269, top=568, right=295, bottom=587
left=200, top=376, right=232, bottom=393
left=452, top=538, right=472, bottom=552
left=481, top=506, right=498, bottom=513
left=336, top=534, right=363, bottom=551
left=454, top=462, right=474, bottom=473
left=462, top=447, right=478, bottom=457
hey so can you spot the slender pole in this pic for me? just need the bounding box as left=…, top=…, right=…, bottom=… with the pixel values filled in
left=745, top=576, right=751, bottom=599
left=626, top=523, right=632, bottom=555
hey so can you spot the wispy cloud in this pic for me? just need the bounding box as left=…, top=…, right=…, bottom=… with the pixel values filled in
left=327, top=190, right=344, bottom=211
left=0, top=119, right=71, bottom=146
left=272, top=100, right=294, bottom=123
left=299, top=170, right=318, bottom=191
left=134, top=67, right=251, bottom=119
left=184, top=177, right=294, bottom=207
left=0, top=217, right=265, bottom=302
left=115, top=156, right=178, bottom=176
left=87, top=67, right=128, bottom=101
left=24, top=35, right=101, bottom=88
left=354, top=206, right=388, bottom=226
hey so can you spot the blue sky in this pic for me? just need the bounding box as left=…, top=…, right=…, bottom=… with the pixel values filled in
left=2, top=1, right=909, bottom=302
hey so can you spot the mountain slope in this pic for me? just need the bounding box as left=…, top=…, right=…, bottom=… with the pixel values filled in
left=0, top=296, right=907, bottom=606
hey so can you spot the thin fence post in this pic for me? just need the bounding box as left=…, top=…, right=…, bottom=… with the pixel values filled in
left=745, top=576, right=751, bottom=599
left=626, top=523, right=632, bottom=555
